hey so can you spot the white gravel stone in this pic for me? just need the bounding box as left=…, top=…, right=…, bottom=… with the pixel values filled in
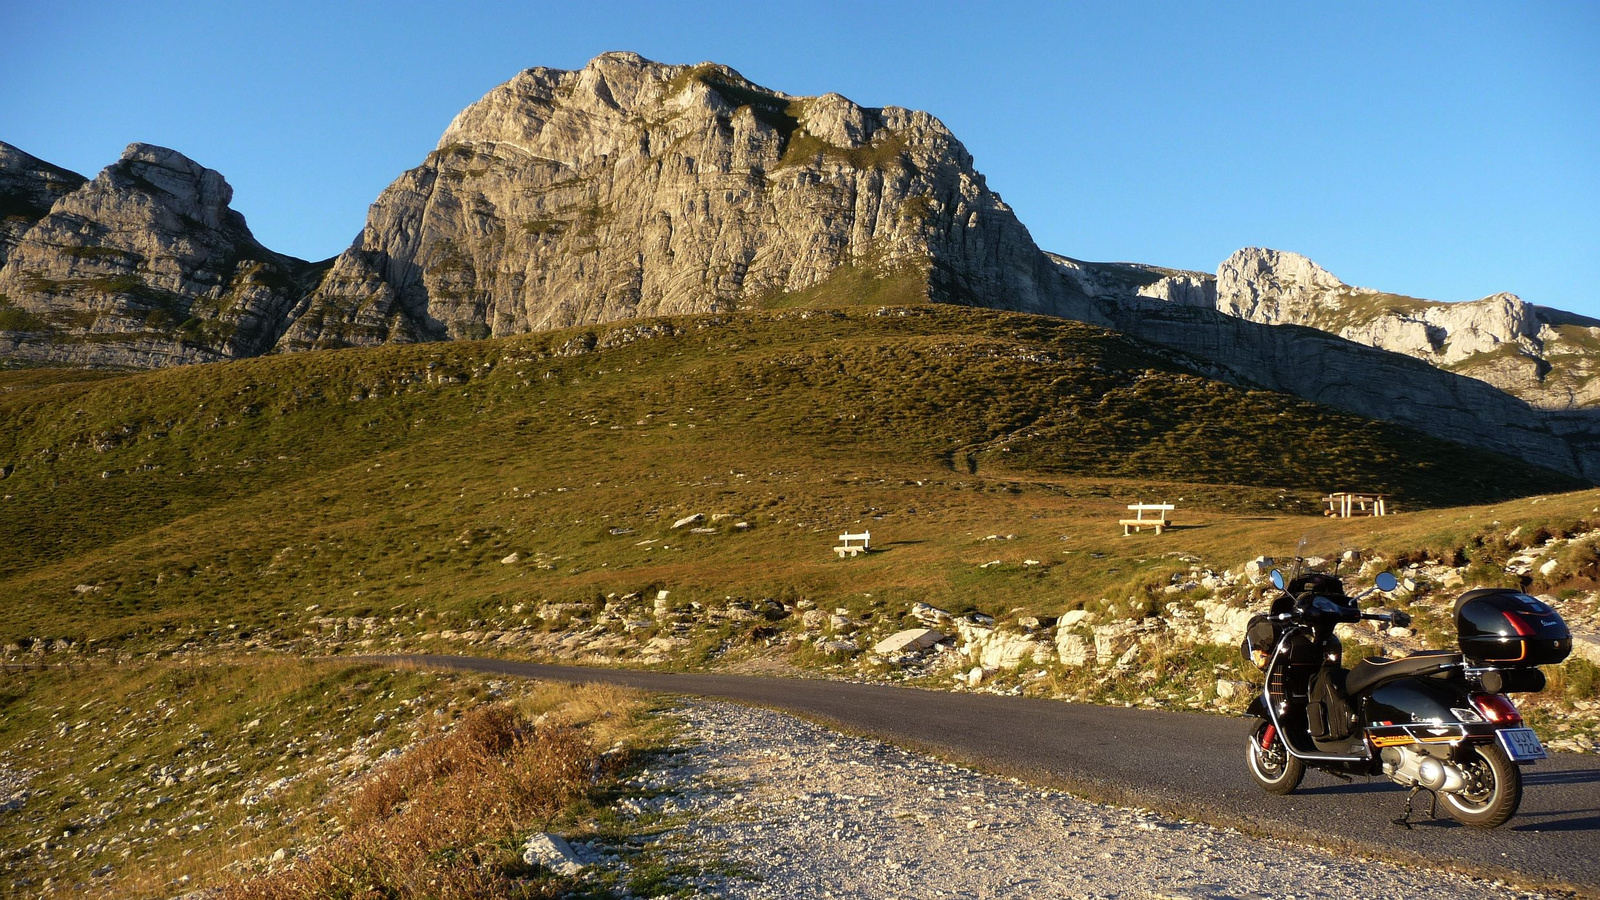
left=627, top=701, right=1547, bottom=899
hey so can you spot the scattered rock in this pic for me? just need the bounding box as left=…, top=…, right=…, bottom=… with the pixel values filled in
left=672, top=514, right=705, bottom=529
left=521, top=832, right=586, bottom=875
left=1113, top=643, right=1140, bottom=670
left=1569, top=633, right=1600, bottom=667
left=1055, top=633, right=1090, bottom=667
left=872, top=629, right=945, bottom=656
left=1215, top=680, right=1253, bottom=702
left=975, top=631, right=1049, bottom=670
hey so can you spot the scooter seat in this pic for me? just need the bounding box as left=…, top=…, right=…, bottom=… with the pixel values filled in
left=1346, top=649, right=1462, bottom=697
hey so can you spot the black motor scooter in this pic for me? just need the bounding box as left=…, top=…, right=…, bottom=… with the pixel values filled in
left=1241, top=562, right=1571, bottom=827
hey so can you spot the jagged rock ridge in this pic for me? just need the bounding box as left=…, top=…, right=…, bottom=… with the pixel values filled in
left=0, top=143, right=322, bottom=367
left=0, top=143, right=87, bottom=269
left=1117, top=247, right=1600, bottom=411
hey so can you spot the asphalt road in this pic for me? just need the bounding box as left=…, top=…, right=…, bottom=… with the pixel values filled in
left=393, top=655, right=1600, bottom=896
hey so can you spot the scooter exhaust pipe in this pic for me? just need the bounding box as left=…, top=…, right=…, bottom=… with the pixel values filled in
left=1416, top=757, right=1467, bottom=793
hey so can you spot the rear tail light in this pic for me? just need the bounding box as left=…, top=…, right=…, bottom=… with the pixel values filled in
left=1470, top=692, right=1523, bottom=726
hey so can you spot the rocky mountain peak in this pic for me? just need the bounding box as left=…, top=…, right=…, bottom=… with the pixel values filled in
left=436, top=53, right=679, bottom=161
left=0, top=142, right=315, bottom=367
left=0, top=142, right=88, bottom=267
left=5, top=54, right=1600, bottom=482
left=70, top=143, right=242, bottom=235
left=284, top=51, right=1080, bottom=351
left=104, top=143, right=236, bottom=231
left=0, top=141, right=86, bottom=212
left=1215, top=247, right=1346, bottom=322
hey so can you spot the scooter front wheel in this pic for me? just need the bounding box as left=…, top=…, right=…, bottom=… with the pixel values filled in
left=1441, top=742, right=1521, bottom=828
left=1246, top=720, right=1304, bottom=794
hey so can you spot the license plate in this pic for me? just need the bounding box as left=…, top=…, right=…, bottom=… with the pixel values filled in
left=1497, top=727, right=1547, bottom=762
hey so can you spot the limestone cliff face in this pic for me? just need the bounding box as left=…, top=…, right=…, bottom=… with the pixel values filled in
left=1098, top=299, right=1594, bottom=478
left=0, top=143, right=87, bottom=269
left=1053, top=250, right=1600, bottom=480
left=281, top=52, right=1095, bottom=350
left=0, top=144, right=318, bottom=367
left=1128, top=247, right=1600, bottom=410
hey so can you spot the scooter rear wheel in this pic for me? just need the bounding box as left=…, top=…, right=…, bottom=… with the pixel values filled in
left=1440, top=742, right=1521, bottom=828
left=1246, top=721, right=1304, bottom=794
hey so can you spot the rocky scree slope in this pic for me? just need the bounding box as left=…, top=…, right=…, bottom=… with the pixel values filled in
left=0, top=142, right=324, bottom=367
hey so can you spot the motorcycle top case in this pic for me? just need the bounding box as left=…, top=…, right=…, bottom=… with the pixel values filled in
left=1455, top=589, right=1571, bottom=666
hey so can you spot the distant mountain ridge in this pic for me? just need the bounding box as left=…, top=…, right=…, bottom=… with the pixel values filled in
left=2, top=52, right=1599, bottom=479
left=1089, top=247, right=1600, bottom=412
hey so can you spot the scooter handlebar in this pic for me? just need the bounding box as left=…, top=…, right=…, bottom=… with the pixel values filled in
left=1359, top=610, right=1412, bottom=628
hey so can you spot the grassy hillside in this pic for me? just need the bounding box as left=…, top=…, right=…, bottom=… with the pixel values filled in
left=0, top=304, right=1580, bottom=651
left=0, top=660, right=660, bottom=898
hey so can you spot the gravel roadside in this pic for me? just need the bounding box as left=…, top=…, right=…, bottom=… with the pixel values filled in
left=589, top=700, right=1554, bottom=900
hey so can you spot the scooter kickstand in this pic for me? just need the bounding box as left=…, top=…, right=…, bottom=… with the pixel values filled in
left=1393, top=787, right=1422, bottom=829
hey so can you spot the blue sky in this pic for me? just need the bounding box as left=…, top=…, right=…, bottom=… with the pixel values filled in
left=5, top=1, right=1596, bottom=314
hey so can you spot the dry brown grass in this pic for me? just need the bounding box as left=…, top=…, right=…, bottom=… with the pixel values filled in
left=220, top=704, right=597, bottom=900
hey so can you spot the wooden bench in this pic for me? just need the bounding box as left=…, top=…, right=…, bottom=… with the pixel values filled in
left=834, top=531, right=871, bottom=557
left=1119, top=503, right=1175, bottom=535
left=1324, top=492, right=1387, bottom=517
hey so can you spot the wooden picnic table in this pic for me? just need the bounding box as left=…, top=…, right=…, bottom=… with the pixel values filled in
left=1324, top=492, right=1387, bottom=517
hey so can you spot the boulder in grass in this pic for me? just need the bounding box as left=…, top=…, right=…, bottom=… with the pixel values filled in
left=522, top=832, right=586, bottom=875
left=872, top=628, right=945, bottom=655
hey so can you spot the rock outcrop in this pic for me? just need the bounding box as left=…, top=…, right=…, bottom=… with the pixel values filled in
left=0, top=142, right=87, bottom=268
left=1097, top=297, right=1597, bottom=478
left=0, top=143, right=321, bottom=367
left=1121, top=247, right=1600, bottom=411
left=281, top=52, right=1098, bottom=350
